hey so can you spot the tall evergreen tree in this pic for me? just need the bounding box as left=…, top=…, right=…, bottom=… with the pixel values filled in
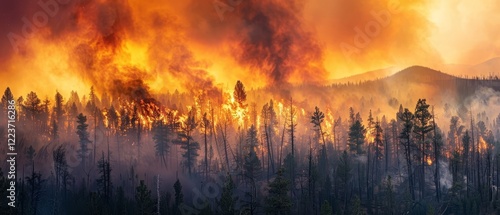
left=76, top=113, right=91, bottom=170
left=23, top=91, right=42, bottom=131
left=219, top=175, right=236, bottom=215
left=336, top=150, right=351, bottom=212
left=348, top=120, right=366, bottom=155
left=97, top=153, right=112, bottom=203
left=52, top=145, right=69, bottom=191
left=173, top=179, right=183, bottom=215
left=233, top=80, right=247, bottom=108
left=463, top=130, right=471, bottom=196
left=265, top=168, right=292, bottom=215
left=54, top=91, right=65, bottom=126
left=136, top=180, right=154, bottom=215
left=201, top=112, right=210, bottom=178
left=244, top=125, right=262, bottom=181
left=398, top=108, right=415, bottom=201
left=26, top=166, right=45, bottom=215
left=175, top=109, right=200, bottom=175
left=413, top=99, right=433, bottom=198
left=1, top=87, right=14, bottom=118
left=153, top=120, right=170, bottom=168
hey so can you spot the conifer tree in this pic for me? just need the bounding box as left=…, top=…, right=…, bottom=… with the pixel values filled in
left=219, top=175, right=236, bottom=215
left=265, top=168, right=292, bottom=215
left=136, top=180, right=154, bottom=215
left=76, top=113, right=91, bottom=170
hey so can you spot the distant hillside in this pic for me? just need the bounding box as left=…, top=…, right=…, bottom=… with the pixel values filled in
left=387, top=65, right=457, bottom=83
left=440, top=57, right=500, bottom=78
left=330, top=67, right=397, bottom=84
left=469, top=57, right=500, bottom=77
left=252, top=65, right=500, bottom=127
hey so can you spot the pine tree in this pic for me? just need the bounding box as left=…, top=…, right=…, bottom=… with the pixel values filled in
left=76, top=113, right=91, bottom=170
left=348, top=120, right=365, bottom=155
left=311, top=106, right=327, bottom=145
left=107, top=105, right=119, bottom=130
left=311, top=106, right=329, bottom=185
left=115, top=186, right=127, bottom=214
left=244, top=125, right=262, bottom=181
left=136, top=180, right=154, bottom=215
left=398, top=108, right=415, bottom=201
left=382, top=176, right=395, bottom=215
left=350, top=195, right=363, bottom=215
left=51, top=119, right=59, bottom=142
left=54, top=91, right=65, bottom=126
left=431, top=108, right=443, bottom=202
left=243, top=125, right=262, bottom=214
left=374, top=119, right=384, bottom=185
left=463, top=130, right=471, bottom=196
left=26, top=166, right=45, bottom=215
left=234, top=80, right=247, bottom=108
left=320, top=200, right=333, bottom=215
left=265, top=168, right=292, bottom=215
left=96, top=153, right=112, bottom=203
left=287, top=97, right=297, bottom=187
left=219, top=175, right=236, bottom=215
left=52, top=145, right=68, bottom=191
left=1, top=87, right=14, bottom=119
left=174, top=179, right=183, bottom=215
left=336, top=151, right=351, bottom=212
left=175, top=109, right=200, bottom=175
left=413, top=99, right=433, bottom=198
left=23, top=91, right=42, bottom=131
left=153, top=120, right=170, bottom=168
left=201, top=112, right=210, bottom=178
left=262, top=101, right=277, bottom=178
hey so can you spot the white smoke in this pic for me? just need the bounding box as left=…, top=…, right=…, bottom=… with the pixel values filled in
left=465, top=87, right=500, bottom=122
left=439, top=160, right=453, bottom=189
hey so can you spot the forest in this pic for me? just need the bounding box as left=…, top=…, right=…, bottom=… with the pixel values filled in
left=2, top=67, right=500, bottom=215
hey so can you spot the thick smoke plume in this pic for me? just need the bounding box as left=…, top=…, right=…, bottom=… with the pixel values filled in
left=233, top=0, right=326, bottom=85
left=1, top=0, right=500, bottom=97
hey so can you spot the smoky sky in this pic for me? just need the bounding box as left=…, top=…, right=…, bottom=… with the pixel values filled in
left=1, top=0, right=500, bottom=98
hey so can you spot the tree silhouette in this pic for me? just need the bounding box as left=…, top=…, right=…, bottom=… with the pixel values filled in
left=54, top=91, right=65, bottom=127
left=97, top=153, right=112, bottom=205
left=23, top=91, right=42, bottom=131
left=175, top=109, right=200, bottom=175
left=398, top=108, right=415, bottom=201
left=413, top=99, right=433, bottom=198
left=219, top=174, right=236, bottom=215
left=265, top=168, right=292, bottom=215
left=76, top=113, right=91, bottom=170
left=348, top=120, right=365, bottom=155
left=153, top=120, right=170, bottom=169
left=173, top=179, right=183, bottom=215
left=136, top=180, right=154, bottom=215
left=233, top=80, right=247, bottom=108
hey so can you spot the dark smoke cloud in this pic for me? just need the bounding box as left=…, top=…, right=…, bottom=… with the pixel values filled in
left=234, top=0, right=326, bottom=85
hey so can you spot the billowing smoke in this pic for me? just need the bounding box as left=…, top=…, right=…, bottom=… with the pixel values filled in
left=439, top=160, right=453, bottom=189
left=233, top=0, right=326, bottom=85
left=0, top=0, right=222, bottom=99
left=1, top=0, right=500, bottom=98
left=465, top=87, right=500, bottom=122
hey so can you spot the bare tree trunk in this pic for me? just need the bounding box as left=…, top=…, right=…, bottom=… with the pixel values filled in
left=204, top=127, right=208, bottom=179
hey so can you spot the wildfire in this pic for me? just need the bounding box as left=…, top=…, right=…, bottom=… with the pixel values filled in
left=479, top=136, right=488, bottom=153
left=426, top=156, right=433, bottom=166
left=222, top=91, right=248, bottom=127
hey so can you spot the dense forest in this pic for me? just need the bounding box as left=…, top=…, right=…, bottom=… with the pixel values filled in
left=2, top=67, right=500, bottom=215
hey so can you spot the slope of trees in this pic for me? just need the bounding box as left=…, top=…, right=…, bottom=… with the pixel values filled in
left=2, top=80, right=500, bottom=215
